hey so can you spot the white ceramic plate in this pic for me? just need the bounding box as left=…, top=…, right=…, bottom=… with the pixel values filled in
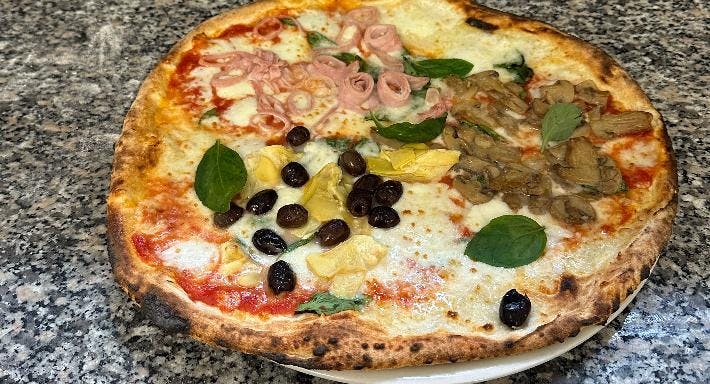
left=284, top=278, right=649, bottom=384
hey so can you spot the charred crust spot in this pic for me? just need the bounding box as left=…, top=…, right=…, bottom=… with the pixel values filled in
left=640, top=265, right=651, bottom=280
left=627, top=287, right=634, bottom=297
left=504, top=341, right=515, bottom=349
left=446, top=310, right=458, bottom=319
left=361, top=343, right=369, bottom=349
left=214, top=338, right=231, bottom=348
left=449, top=357, right=458, bottom=363
left=570, top=329, right=580, bottom=337
left=424, top=358, right=434, bottom=364
left=409, top=342, right=423, bottom=353
left=611, top=295, right=621, bottom=313
left=270, top=336, right=282, bottom=347
left=327, top=337, right=339, bottom=345
left=302, top=335, right=312, bottom=342
left=465, top=17, right=498, bottom=31
left=353, top=364, right=365, bottom=370
left=362, top=353, right=373, bottom=365
left=559, top=275, right=578, bottom=294
left=373, top=343, right=386, bottom=350
left=312, top=344, right=328, bottom=357
left=482, top=323, right=494, bottom=331
left=141, top=292, right=189, bottom=334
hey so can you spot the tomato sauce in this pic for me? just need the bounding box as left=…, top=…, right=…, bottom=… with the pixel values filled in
left=175, top=272, right=314, bottom=315
left=439, top=174, right=454, bottom=188
left=218, top=24, right=253, bottom=39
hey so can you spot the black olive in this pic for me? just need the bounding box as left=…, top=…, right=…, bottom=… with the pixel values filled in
left=352, top=174, right=383, bottom=193
left=499, top=289, right=531, bottom=328
left=286, top=125, right=311, bottom=147
left=346, top=189, right=372, bottom=217
left=281, top=162, right=310, bottom=187
left=374, top=180, right=403, bottom=206
left=267, top=260, right=296, bottom=294
left=338, top=150, right=367, bottom=177
left=246, top=189, right=278, bottom=215
left=276, top=204, right=309, bottom=228
left=315, top=219, right=350, bottom=247
left=252, top=228, right=287, bottom=255
left=368, top=206, right=400, bottom=228
left=213, top=202, right=244, bottom=228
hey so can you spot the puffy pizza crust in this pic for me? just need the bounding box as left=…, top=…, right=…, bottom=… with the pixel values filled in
left=107, top=0, right=677, bottom=369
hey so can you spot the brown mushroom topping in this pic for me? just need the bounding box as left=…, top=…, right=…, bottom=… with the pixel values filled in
left=541, top=80, right=575, bottom=104
left=549, top=195, right=596, bottom=224
left=555, top=137, right=601, bottom=186
left=453, top=174, right=494, bottom=204
left=574, top=80, right=609, bottom=106
left=589, top=111, right=653, bottom=138
left=370, top=130, right=404, bottom=149
left=597, top=155, right=626, bottom=194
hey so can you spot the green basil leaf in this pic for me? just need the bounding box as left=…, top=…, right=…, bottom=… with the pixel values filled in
left=194, top=141, right=247, bottom=212
left=280, top=17, right=296, bottom=27
left=306, top=31, right=335, bottom=48
left=198, top=108, right=217, bottom=124
left=323, top=138, right=352, bottom=152
left=403, top=57, right=473, bottom=78
left=285, top=234, right=314, bottom=253
left=494, top=55, right=534, bottom=84
left=332, top=52, right=380, bottom=80
left=371, top=112, right=447, bottom=143
left=460, top=120, right=504, bottom=141
left=295, top=292, right=370, bottom=315
left=410, top=82, right=431, bottom=99
left=465, top=215, right=546, bottom=268
left=540, top=103, right=583, bottom=149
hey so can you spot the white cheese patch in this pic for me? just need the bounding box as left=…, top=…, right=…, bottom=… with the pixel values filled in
left=602, top=138, right=660, bottom=168
left=222, top=96, right=257, bottom=126
left=264, top=29, right=310, bottom=63
left=299, top=140, right=340, bottom=175
left=187, top=66, right=220, bottom=102
left=203, top=37, right=254, bottom=55
left=296, top=9, right=341, bottom=38
left=216, top=80, right=254, bottom=100
left=462, top=199, right=513, bottom=231
left=160, top=240, right=218, bottom=271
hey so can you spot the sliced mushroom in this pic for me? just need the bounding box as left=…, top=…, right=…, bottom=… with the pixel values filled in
left=502, top=192, right=525, bottom=211
left=574, top=80, right=609, bottom=106
left=554, top=137, right=601, bottom=186
left=371, top=130, right=404, bottom=149
left=549, top=195, right=596, bottom=224
left=542, top=80, right=575, bottom=104
left=531, top=98, right=550, bottom=116
left=589, top=111, right=653, bottom=138
left=442, top=125, right=472, bottom=154
left=597, top=155, right=626, bottom=194
left=528, top=195, right=551, bottom=215
left=453, top=174, right=494, bottom=204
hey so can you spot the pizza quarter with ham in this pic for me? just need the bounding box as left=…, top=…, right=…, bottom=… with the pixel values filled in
left=108, top=0, right=677, bottom=369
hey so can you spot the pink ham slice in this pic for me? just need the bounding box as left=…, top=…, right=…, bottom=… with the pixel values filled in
left=377, top=71, right=411, bottom=107
left=338, top=72, right=375, bottom=111
left=362, top=24, right=405, bottom=71
left=310, top=55, right=359, bottom=84
left=253, top=17, right=283, bottom=40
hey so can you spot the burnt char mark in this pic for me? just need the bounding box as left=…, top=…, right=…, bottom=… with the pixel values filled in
left=482, top=323, right=494, bottom=331
left=409, top=342, right=423, bottom=353
left=504, top=340, right=515, bottom=349
left=327, top=337, right=338, bottom=345
left=361, top=343, right=369, bottom=349
left=465, top=17, right=498, bottom=31
left=559, top=274, right=578, bottom=294
left=141, top=291, right=189, bottom=334
left=373, top=343, right=385, bottom=350
left=640, top=264, right=652, bottom=280
left=312, top=344, right=328, bottom=357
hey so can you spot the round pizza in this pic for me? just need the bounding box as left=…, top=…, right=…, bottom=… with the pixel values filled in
left=108, top=0, right=677, bottom=370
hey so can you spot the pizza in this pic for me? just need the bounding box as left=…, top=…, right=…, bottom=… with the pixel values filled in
left=107, top=0, right=677, bottom=370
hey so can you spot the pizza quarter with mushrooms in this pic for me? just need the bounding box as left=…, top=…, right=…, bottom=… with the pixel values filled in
left=108, top=0, right=677, bottom=369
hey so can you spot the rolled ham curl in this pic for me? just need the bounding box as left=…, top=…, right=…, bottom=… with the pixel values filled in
left=334, top=23, right=362, bottom=52
left=253, top=17, right=283, bottom=40
left=311, top=55, right=359, bottom=83
left=250, top=112, right=292, bottom=132
left=404, top=74, right=430, bottom=90
left=287, top=90, right=314, bottom=115
left=377, top=71, right=411, bottom=107
left=300, top=75, right=338, bottom=98
left=338, top=72, right=375, bottom=111
left=363, top=24, right=402, bottom=53
left=343, top=7, right=380, bottom=29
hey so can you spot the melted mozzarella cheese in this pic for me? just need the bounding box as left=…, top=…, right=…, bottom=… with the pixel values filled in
left=160, top=240, right=218, bottom=271
left=299, top=140, right=341, bottom=175
left=602, top=137, right=660, bottom=168
left=296, top=9, right=341, bottom=38
left=222, top=96, right=258, bottom=126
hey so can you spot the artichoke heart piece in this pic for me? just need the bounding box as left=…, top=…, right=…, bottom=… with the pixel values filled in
left=244, top=145, right=301, bottom=192
left=366, top=144, right=460, bottom=182
left=300, top=163, right=347, bottom=222
left=306, top=235, right=389, bottom=298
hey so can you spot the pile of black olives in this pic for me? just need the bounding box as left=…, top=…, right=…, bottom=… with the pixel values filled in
left=347, top=174, right=402, bottom=229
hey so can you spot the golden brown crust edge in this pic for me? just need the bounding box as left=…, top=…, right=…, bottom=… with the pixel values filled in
left=107, top=0, right=678, bottom=370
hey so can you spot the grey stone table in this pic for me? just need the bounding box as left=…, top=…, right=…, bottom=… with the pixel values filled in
left=1, top=0, right=708, bottom=383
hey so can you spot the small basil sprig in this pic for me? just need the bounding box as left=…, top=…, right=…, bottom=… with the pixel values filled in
left=323, top=138, right=352, bottom=152
left=370, top=112, right=447, bottom=143
left=280, top=17, right=296, bottom=27
left=540, top=103, right=583, bottom=149
left=403, top=57, right=473, bottom=78
left=332, top=52, right=380, bottom=80
left=465, top=215, right=547, bottom=268
left=198, top=108, right=217, bottom=124
left=296, top=292, right=370, bottom=315
left=285, top=234, right=315, bottom=253
left=306, top=31, right=335, bottom=48
left=194, top=141, right=247, bottom=212
left=494, top=54, right=534, bottom=84
left=460, top=120, right=504, bottom=141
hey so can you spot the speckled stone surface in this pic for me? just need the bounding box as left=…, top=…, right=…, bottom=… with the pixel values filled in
left=0, top=0, right=707, bottom=383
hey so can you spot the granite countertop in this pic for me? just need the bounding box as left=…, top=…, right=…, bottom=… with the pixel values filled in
left=1, top=0, right=708, bottom=383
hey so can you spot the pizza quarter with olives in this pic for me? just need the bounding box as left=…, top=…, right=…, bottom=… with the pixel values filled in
left=108, top=0, right=677, bottom=369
